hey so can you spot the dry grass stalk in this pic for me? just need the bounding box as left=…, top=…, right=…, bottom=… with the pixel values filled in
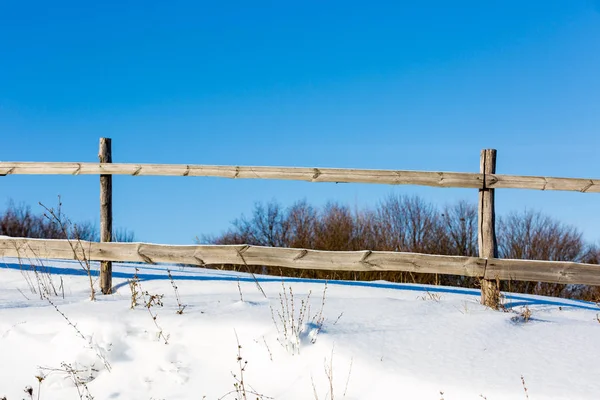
left=218, top=332, right=271, bottom=400
left=262, top=336, right=273, bottom=362
left=312, top=348, right=352, bottom=400
left=167, top=268, right=186, bottom=314
left=130, top=274, right=169, bottom=344
left=128, top=268, right=141, bottom=309
left=39, top=200, right=96, bottom=300
left=521, top=375, right=529, bottom=399
left=343, top=357, right=353, bottom=397
left=12, top=247, right=58, bottom=300
left=270, top=281, right=327, bottom=355
left=143, top=291, right=169, bottom=344
left=419, top=290, right=442, bottom=302
left=237, top=278, right=244, bottom=302
left=511, top=306, right=533, bottom=323
left=41, top=362, right=96, bottom=400
left=324, top=350, right=334, bottom=400
left=43, top=295, right=111, bottom=372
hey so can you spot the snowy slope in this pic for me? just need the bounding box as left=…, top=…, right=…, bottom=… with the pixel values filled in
left=1, top=258, right=599, bottom=400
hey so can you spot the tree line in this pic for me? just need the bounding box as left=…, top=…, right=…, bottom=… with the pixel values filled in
left=0, top=201, right=135, bottom=243
left=202, top=195, right=599, bottom=301
left=2, top=196, right=598, bottom=301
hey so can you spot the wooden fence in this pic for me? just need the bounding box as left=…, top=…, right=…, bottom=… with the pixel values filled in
left=1, top=139, right=598, bottom=308
left=2, top=162, right=599, bottom=192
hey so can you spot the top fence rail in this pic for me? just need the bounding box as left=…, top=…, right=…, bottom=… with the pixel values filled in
left=1, top=162, right=599, bottom=193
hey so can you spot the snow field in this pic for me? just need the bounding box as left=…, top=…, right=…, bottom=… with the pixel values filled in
left=1, top=259, right=599, bottom=399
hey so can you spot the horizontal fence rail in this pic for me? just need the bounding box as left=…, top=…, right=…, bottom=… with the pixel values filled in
left=2, top=237, right=600, bottom=286
left=1, top=161, right=599, bottom=192
left=2, top=143, right=599, bottom=310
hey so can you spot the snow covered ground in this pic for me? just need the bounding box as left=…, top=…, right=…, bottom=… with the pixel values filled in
left=1, top=257, right=599, bottom=400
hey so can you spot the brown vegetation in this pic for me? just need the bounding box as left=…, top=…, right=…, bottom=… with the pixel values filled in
left=497, top=209, right=599, bottom=298
left=204, top=195, right=599, bottom=301
left=2, top=196, right=597, bottom=301
left=0, top=200, right=135, bottom=243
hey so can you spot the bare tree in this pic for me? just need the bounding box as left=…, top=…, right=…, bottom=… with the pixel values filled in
left=244, top=201, right=289, bottom=247
left=440, top=200, right=478, bottom=257
left=375, top=195, right=443, bottom=254
left=204, top=196, right=598, bottom=299
left=1, top=201, right=97, bottom=241
left=314, top=202, right=355, bottom=251
left=0, top=201, right=63, bottom=239
left=113, top=227, right=136, bottom=243
left=497, top=209, right=586, bottom=296
left=583, top=242, right=600, bottom=265
left=0, top=200, right=135, bottom=243
left=498, top=209, right=585, bottom=262
left=352, top=209, right=380, bottom=251
left=286, top=200, right=317, bottom=249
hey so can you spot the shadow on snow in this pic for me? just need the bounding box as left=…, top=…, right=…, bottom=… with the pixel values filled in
left=2, top=261, right=598, bottom=311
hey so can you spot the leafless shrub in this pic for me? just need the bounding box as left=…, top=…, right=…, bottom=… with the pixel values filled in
left=222, top=200, right=290, bottom=247
left=144, top=291, right=169, bottom=344
left=128, top=268, right=142, bottom=309
left=219, top=332, right=271, bottom=400
left=499, top=209, right=585, bottom=262
left=1, top=200, right=88, bottom=240
left=498, top=209, right=587, bottom=298
left=41, top=362, right=95, bottom=400
left=0, top=199, right=135, bottom=243
left=373, top=195, right=446, bottom=254
left=314, top=202, right=356, bottom=251
left=206, top=196, right=456, bottom=284
left=287, top=200, right=318, bottom=249
left=440, top=201, right=478, bottom=257
left=270, top=282, right=327, bottom=355
left=206, top=196, right=599, bottom=300
left=130, top=275, right=169, bottom=344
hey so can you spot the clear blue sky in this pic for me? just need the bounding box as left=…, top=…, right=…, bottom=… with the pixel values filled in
left=1, top=1, right=599, bottom=244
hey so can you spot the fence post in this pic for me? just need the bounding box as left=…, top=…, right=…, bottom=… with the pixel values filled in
left=478, top=148, right=500, bottom=309
left=99, top=138, right=113, bottom=294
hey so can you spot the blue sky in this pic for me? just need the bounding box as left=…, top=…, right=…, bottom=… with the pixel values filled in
left=1, top=1, right=599, bottom=244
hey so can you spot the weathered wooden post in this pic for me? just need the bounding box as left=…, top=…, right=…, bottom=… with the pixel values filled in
left=99, top=138, right=113, bottom=294
left=478, top=148, right=500, bottom=309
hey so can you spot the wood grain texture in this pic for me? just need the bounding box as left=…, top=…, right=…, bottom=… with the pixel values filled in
left=0, top=237, right=485, bottom=276
left=0, top=162, right=484, bottom=188
left=478, top=149, right=500, bottom=308
left=1, top=162, right=599, bottom=192
left=2, top=237, right=600, bottom=286
left=99, top=138, right=113, bottom=294
left=484, top=258, right=600, bottom=286
left=488, top=175, right=600, bottom=192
